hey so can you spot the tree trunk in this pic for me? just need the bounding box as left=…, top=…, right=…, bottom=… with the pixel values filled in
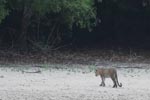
left=18, top=6, right=32, bottom=51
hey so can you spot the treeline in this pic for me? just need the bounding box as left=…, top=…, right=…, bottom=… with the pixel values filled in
left=0, top=0, right=96, bottom=51
left=0, top=0, right=150, bottom=51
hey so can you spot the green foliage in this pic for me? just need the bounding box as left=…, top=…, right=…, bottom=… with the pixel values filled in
left=0, top=0, right=97, bottom=49
left=0, top=0, right=8, bottom=23
left=60, top=0, right=96, bottom=30
left=5, top=0, right=96, bottom=32
left=32, top=0, right=96, bottom=30
left=7, top=0, right=96, bottom=30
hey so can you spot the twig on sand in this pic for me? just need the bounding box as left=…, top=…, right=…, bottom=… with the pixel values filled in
left=0, top=75, right=4, bottom=78
left=22, top=70, right=41, bottom=74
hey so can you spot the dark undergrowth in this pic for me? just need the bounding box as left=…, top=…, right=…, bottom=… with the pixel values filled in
left=0, top=48, right=150, bottom=66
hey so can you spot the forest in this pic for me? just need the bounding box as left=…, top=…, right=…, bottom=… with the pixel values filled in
left=0, top=0, right=96, bottom=51
left=0, top=0, right=150, bottom=52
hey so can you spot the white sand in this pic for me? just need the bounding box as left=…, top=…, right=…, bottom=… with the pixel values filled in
left=0, top=67, right=149, bottom=100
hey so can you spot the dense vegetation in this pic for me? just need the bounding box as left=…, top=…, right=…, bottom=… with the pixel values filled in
left=0, top=0, right=150, bottom=52
left=0, top=0, right=96, bottom=51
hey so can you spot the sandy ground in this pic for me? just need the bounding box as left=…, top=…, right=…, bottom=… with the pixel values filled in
left=0, top=66, right=150, bottom=100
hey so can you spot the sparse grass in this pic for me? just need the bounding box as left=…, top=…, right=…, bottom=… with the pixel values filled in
left=0, top=48, right=150, bottom=70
